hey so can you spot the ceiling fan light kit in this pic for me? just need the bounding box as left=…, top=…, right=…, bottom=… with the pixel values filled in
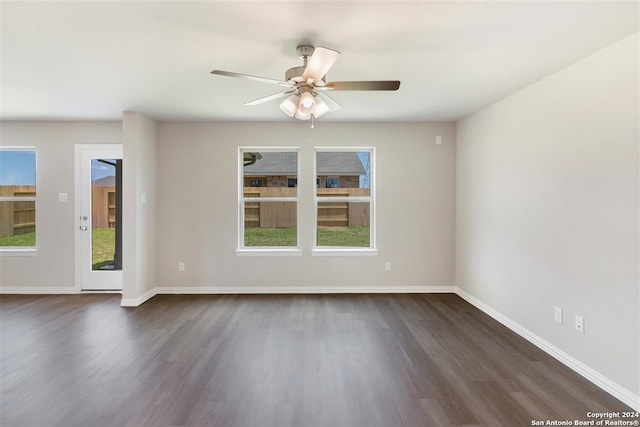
left=280, top=95, right=298, bottom=117
left=211, top=44, right=401, bottom=122
left=300, top=90, right=314, bottom=109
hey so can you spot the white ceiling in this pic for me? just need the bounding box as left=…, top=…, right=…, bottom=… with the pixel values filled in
left=1, top=1, right=637, bottom=122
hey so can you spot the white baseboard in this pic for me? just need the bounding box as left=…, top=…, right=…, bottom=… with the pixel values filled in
left=120, top=288, right=157, bottom=307
left=0, top=285, right=453, bottom=298
left=154, top=285, right=456, bottom=295
left=0, top=287, right=79, bottom=294
left=455, top=287, right=640, bottom=411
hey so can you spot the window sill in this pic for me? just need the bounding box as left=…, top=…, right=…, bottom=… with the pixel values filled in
left=0, top=248, right=38, bottom=256
left=236, top=248, right=303, bottom=257
left=312, top=248, right=378, bottom=257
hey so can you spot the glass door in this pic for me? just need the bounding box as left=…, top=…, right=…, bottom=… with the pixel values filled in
left=77, top=146, right=123, bottom=291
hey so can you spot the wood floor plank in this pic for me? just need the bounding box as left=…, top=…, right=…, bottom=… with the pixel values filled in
left=0, top=294, right=634, bottom=427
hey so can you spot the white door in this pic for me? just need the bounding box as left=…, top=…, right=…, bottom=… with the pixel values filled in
left=75, top=145, right=123, bottom=291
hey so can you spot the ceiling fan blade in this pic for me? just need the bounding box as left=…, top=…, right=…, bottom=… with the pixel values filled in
left=211, top=70, right=294, bottom=87
left=244, top=90, right=295, bottom=106
left=323, top=80, right=401, bottom=91
left=302, top=47, right=341, bottom=82
left=316, top=92, right=342, bottom=111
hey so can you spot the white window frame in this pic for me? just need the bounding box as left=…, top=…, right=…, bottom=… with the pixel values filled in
left=312, top=147, right=377, bottom=256
left=0, top=147, right=38, bottom=256
left=236, top=147, right=302, bottom=256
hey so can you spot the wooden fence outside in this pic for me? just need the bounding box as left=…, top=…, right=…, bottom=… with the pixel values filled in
left=0, top=186, right=36, bottom=238
left=244, top=187, right=370, bottom=228
left=92, top=186, right=116, bottom=229
left=1, top=184, right=366, bottom=238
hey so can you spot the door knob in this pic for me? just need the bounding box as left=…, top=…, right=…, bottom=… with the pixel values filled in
left=80, top=226, right=88, bottom=231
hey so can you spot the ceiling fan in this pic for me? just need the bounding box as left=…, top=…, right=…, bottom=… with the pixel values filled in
left=211, top=45, right=401, bottom=121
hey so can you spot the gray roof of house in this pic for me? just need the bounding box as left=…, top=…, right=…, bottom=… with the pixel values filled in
left=244, top=152, right=366, bottom=176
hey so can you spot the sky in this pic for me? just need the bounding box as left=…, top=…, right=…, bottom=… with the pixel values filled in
left=91, top=159, right=116, bottom=181
left=357, top=151, right=370, bottom=189
left=0, top=151, right=36, bottom=185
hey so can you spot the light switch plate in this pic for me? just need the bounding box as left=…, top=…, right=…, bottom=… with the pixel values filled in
left=554, top=307, right=563, bottom=324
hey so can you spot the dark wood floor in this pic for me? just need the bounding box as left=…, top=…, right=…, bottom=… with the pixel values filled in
left=0, top=294, right=633, bottom=426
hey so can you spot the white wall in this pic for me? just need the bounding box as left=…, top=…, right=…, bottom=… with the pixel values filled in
left=0, top=121, right=121, bottom=290
left=122, top=112, right=157, bottom=303
left=456, top=33, right=639, bottom=398
left=156, top=121, right=456, bottom=290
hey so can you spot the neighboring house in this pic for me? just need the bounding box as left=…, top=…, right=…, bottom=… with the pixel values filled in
left=243, top=152, right=366, bottom=188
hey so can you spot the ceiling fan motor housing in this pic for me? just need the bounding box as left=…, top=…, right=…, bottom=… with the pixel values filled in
left=286, top=45, right=329, bottom=84
left=296, top=44, right=315, bottom=59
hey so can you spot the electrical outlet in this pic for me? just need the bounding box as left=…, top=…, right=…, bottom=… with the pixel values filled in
left=384, top=261, right=392, bottom=271
left=178, top=262, right=185, bottom=272
left=554, top=307, right=563, bottom=324
left=575, top=315, right=584, bottom=333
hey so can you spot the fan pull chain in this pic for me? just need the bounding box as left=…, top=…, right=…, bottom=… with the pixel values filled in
left=311, top=114, right=315, bottom=129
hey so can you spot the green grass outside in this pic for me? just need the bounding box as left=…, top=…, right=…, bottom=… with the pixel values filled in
left=317, top=226, right=370, bottom=247
left=1, top=226, right=369, bottom=261
left=92, top=228, right=116, bottom=270
left=244, top=227, right=297, bottom=246
left=0, top=231, right=36, bottom=247
left=244, top=226, right=370, bottom=247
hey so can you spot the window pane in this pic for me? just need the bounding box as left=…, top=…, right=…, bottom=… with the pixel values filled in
left=317, top=201, right=370, bottom=247
left=243, top=151, right=298, bottom=197
left=244, top=202, right=297, bottom=247
left=316, top=151, right=370, bottom=196
left=0, top=200, right=36, bottom=247
left=0, top=150, right=37, bottom=248
left=0, top=151, right=36, bottom=189
left=91, top=159, right=119, bottom=270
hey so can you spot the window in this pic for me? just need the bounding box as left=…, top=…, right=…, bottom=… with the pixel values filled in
left=249, top=179, right=264, bottom=187
left=314, top=149, right=375, bottom=252
left=238, top=148, right=300, bottom=254
left=325, top=177, right=340, bottom=188
left=0, top=149, right=37, bottom=251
